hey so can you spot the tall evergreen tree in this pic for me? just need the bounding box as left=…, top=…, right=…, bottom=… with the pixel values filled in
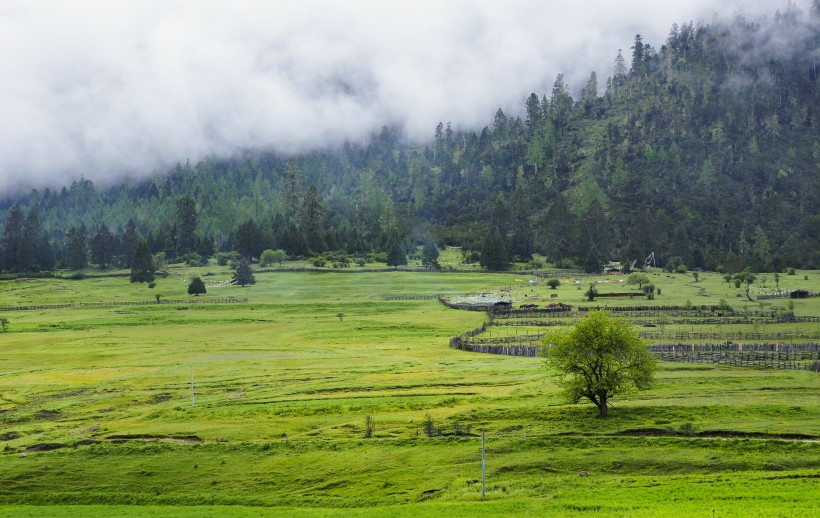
left=174, top=196, right=198, bottom=256
left=480, top=226, right=510, bottom=271
left=281, top=159, right=304, bottom=220
left=90, top=224, right=115, bottom=269
left=1, top=204, right=24, bottom=271
left=65, top=224, right=88, bottom=270
left=235, top=219, right=265, bottom=260
left=16, top=210, right=42, bottom=272
left=120, top=219, right=139, bottom=268
left=130, top=240, right=155, bottom=283
left=300, top=185, right=326, bottom=254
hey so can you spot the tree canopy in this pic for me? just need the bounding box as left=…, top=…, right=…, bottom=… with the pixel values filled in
left=1, top=7, right=819, bottom=273
left=543, top=311, right=655, bottom=418
left=187, top=276, right=206, bottom=296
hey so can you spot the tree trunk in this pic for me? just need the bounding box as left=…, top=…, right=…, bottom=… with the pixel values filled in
left=598, top=393, right=608, bottom=418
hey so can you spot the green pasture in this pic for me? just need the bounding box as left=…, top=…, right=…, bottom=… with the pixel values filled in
left=0, top=266, right=818, bottom=516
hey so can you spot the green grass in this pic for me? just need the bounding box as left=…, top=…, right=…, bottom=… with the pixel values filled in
left=1, top=266, right=818, bottom=516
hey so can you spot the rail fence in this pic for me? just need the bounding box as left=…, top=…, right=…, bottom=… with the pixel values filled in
left=0, top=298, right=248, bottom=312
left=648, top=343, right=820, bottom=371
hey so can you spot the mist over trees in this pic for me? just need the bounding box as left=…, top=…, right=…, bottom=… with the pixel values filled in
left=1, top=6, right=819, bottom=273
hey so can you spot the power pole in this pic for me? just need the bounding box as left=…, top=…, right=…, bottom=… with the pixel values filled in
left=481, top=430, right=486, bottom=500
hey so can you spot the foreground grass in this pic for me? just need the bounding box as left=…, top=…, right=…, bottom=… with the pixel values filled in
left=1, top=268, right=818, bottom=515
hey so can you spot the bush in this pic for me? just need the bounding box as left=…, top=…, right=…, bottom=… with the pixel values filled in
left=546, top=278, right=561, bottom=289
left=69, top=272, right=85, bottom=280
left=788, top=267, right=796, bottom=275
left=555, top=258, right=577, bottom=269
left=148, top=282, right=156, bottom=289
left=678, top=422, right=697, bottom=437
left=528, top=259, right=544, bottom=269
left=355, top=258, right=366, bottom=267
left=312, top=257, right=326, bottom=267
left=423, top=413, right=441, bottom=437
left=676, top=264, right=688, bottom=274
left=217, top=252, right=239, bottom=266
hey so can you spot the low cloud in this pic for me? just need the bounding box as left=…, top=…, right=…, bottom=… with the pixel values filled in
left=0, top=0, right=808, bottom=194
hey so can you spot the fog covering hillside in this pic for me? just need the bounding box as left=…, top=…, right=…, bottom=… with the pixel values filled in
left=2, top=4, right=819, bottom=272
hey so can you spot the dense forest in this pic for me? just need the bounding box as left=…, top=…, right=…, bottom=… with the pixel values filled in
left=2, top=6, right=819, bottom=274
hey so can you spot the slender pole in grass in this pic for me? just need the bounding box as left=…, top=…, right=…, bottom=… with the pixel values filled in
left=191, top=365, right=195, bottom=407
left=481, top=430, right=486, bottom=500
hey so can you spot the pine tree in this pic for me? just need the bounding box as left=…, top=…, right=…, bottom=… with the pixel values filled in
left=17, top=210, right=42, bottom=272
left=422, top=238, right=440, bottom=270
left=300, top=185, right=326, bottom=254
left=65, top=224, right=89, bottom=270
left=235, top=219, right=264, bottom=260
left=120, top=219, right=139, bottom=268
left=187, top=276, right=206, bottom=296
left=281, top=159, right=304, bottom=220
left=386, top=240, right=407, bottom=268
left=1, top=205, right=24, bottom=271
left=90, top=224, right=115, bottom=269
left=130, top=240, right=156, bottom=283
left=480, top=227, right=510, bottom=271
left=233, top=259, right=256, bottom=286
left=174, top=197, right=198, bottom=256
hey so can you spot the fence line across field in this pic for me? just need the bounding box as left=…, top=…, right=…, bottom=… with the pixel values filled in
left=0, top=298, right=248, bottom=311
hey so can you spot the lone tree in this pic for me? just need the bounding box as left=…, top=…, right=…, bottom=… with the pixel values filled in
left=187, top=276, right=206, bottom=296
left=546, top=278, right=561, bottom=289
left=543, top=311, right=655, bottom=418
left=233, top=259, right=256, bottom=287
left=626, top=272, right=648, bottom=289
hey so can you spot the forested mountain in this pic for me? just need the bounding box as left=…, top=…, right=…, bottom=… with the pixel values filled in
left=2, top=6, right=819, bottom=273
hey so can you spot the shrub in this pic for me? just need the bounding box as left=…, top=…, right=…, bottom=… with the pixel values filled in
left=148, top=282, right=156, bottom=289
left=678, top=422, right=697, bottom=437
left=676, top=264, right=688, bottom=274
left=546, top=278, right=561, bottom=289
left=423, top=413, right=440, bottom=437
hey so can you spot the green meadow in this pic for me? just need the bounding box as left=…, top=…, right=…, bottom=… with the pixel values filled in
left=1, top=266, right=818, bottom=516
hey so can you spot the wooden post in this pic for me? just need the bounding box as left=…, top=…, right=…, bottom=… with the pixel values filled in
left=481, top=430, right=486, bottom=501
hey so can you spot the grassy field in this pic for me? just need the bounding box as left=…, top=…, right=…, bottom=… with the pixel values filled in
left=0, top=265, right=818, bottom=516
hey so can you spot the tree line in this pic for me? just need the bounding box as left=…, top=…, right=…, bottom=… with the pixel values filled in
left=1, top=5, right=819, bottom=274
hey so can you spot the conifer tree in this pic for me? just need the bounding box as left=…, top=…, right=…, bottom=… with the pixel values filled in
left=90, top=224, right=115, bottom=269
left=130, top=240, right=155, bottom=283
left=233, top=259, right=256, bottom=286
left=1, top=205, right=24, bottom=271
left=65, top=224, right=89, bottom=270
left=187, top=276, right=206, bottom=296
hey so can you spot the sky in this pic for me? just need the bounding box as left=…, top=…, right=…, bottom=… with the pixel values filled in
left=0, top=0, right=810, bottom=194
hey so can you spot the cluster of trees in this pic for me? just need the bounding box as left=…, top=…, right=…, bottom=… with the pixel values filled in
left=1, top=6, right=818, bottom=274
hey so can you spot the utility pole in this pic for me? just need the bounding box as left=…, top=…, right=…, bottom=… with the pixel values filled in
left=191, top=364, right=195, bottom=407
left=481, top=430, right=486, bottom=500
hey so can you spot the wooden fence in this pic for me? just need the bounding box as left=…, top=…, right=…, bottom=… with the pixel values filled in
left=648, top=343, right=820, bottom=371
left=0, top=298, right=248, bottom=312
left=639, top=330, right=819, bottom=341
